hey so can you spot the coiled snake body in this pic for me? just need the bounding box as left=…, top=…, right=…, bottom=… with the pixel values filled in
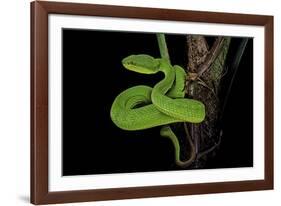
left=110, top=54, right=205, bottom=167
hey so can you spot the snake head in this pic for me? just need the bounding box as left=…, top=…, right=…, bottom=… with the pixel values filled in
left=122, top=54, right=160, bottom=74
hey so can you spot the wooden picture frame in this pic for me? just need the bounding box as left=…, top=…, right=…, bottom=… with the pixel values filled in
left=31, top=0, right=273, bottom=204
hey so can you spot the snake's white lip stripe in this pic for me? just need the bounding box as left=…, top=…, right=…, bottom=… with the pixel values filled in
left=49, top=14, right=264, bottom=192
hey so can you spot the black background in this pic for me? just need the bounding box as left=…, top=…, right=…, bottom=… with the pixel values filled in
left=62, top=29, right=253, bottom=176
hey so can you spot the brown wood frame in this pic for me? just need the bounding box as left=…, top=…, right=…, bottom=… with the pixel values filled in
left=31, top=0, right=274, bottom=204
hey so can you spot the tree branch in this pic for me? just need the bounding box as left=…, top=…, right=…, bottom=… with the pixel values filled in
left=156, top=33, right=170, bottom=63
left=197, top=37, right=224, bottom=77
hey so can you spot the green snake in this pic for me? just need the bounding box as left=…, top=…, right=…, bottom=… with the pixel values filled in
left=110, top=54, right=205, bottom=167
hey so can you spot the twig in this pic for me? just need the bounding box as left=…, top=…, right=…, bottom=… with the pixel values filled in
left=221, top=38, right=249, bottom=115
left=196, top=77, right=218, bottom=99
left=197, top=37, right=224, bottom=77
left=197, top=130, right=222, bottom=160
left=156, top=33, right=170, bottom=63
left=175, top=123, right=196, bottom=168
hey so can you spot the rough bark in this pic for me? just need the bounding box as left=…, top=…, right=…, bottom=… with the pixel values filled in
left=184, top=35, right=231, bottom=168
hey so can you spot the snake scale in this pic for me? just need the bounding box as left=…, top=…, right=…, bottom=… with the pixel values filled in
left=110, top=54, right=206, bottom=167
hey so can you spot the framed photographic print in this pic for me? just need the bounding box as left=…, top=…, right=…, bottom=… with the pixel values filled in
left=30, top=1, right=274, bottom=204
